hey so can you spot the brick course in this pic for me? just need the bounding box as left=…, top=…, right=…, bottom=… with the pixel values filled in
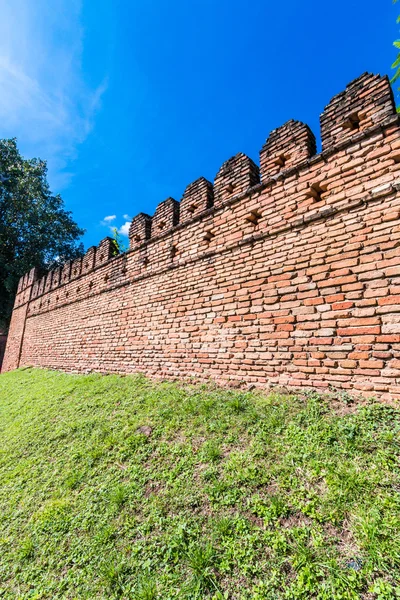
left=3, top=72, right=400, bottom=400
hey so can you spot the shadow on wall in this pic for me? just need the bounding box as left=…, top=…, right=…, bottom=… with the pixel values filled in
left=0, top=333, right=7, bottom=370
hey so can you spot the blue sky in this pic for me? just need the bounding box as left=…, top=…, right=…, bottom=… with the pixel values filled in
left=0, top=0, right=397, bottom=248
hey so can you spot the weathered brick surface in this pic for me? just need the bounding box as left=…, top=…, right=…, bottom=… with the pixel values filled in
left=4, top=72, right=400, bottom=400
left=180, top=178, right=214, bottom=222
left=321, top=73, right=395, bottom=150
left=260, top=120, right=316, bottom=180
left=214, top=153, right=260, bottom=206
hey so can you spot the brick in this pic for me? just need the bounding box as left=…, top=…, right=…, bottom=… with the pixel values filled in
left=378, top=335, right=400, bottom=343
left=385, top=266, right=400, bottom=277
left=340, top=360, right=357, bottom=368
left=318, top=275, right=357, bottom=288
left=382, top=323, right=400, bottom=334
left=332, top=301, right=354, bottom=311
left=337, top=317, right=380, bottom=327
left=378, top=295, right=400, bottom=306
left=359, top=359, right=384, bottom=369
left=337, top=326, right=381, bottom=336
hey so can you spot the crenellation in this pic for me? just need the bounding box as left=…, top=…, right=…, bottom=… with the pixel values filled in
left=260, top=120, right=316, bottom=181
left=70, top=257, right=82, bottom=280
left=37, top=276, right=46, bottom=297
left=96, top=237, right=117, bottom=267
left=4, top=72, right=400, bottom=400
left=16, top=275, right=24, bottom=295
left=44, top=271, right=53, bottom=294
left=129, top=213, right=152, bottom=249
left=180, top=177, right=214, bottom=222
left=62, top=260, right=72, bottom=284
left=320, top=73, right=395, bottom=151
left=22, top=273, right=29, bottom=291
left=152, top=197, right=180, bottom=235
left=31, top=279, right=40, bottom=300
left=214, top=153, right=260, bottom=207
left=51, top=267, right=62, bottom=289
left=82, top=246, right=96, bottom=274
left=27, top=267, right=39, bottom=287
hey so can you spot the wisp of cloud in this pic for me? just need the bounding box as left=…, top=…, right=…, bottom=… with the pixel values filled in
left=0, top=0, right=108, bottom=191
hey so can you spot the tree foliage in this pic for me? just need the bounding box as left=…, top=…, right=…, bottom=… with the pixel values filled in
left=0, top=138, right=84, bottom=331
left=392, top=0, right=400, bottom=92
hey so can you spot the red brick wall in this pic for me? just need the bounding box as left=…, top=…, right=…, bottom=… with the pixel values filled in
left=4, top=73, right=400, bottom=400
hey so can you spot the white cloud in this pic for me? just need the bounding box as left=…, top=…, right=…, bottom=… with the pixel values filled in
left=100, top=215, right=130, bottom=236
left=0, top=0, right=108, bottom=190
left=118, top=221, right=131, bottom=237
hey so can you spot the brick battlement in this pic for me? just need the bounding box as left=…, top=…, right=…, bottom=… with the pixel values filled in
left=4, top=72, right=400, bottom=400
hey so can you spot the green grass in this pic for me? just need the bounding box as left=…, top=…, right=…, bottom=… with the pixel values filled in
left=0, top=369, right=400, bottom=599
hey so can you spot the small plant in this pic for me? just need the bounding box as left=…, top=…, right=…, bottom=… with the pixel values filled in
left=109, top=484, right=129, bottom=510
left=249, top=494, right=290, bottom=523
left=202, top=466, right=219, bottom=482
left=95, top=524, right=116, bottom=545
left=18, top=537, right=34, bottom=560
left=336, top=388, right=355, bottom=406
left=132, top=576, right=158, bottom=599
left=227, top=393, right=248, bottom=413
left=213, top=516, right=233, bottom=538
left=99, top=558, right=130, bottom=596
left=202, top=440, right=222, bottom=463
left=111, top=227, right=127, bottom=254
left=186, top=543, right=219, bottom=594
left=64, top=470, right=83, bottom=489
left=369, top=578, right=400, bottom=599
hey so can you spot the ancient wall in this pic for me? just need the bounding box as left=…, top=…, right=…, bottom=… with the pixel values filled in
left=3, top=73, right=400, bottom=400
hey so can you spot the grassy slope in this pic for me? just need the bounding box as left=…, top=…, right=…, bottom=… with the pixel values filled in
left=0, top=370, right=399, bottom=600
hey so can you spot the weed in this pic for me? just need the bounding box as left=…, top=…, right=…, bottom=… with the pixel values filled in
left=64, top=470, right=83, bottom=489
left=185, top=543, right=219, bottom=594
left=132, top=576, right=158, bottom=599
left=227, top=393, right=248, bottom=413
left=202, top=440, right=222, bottom=463
left=18, top=537, right=34, bottom=561
left=109, top=484, right=129, bottom=510
left=99, top=558, right=129, bottom=596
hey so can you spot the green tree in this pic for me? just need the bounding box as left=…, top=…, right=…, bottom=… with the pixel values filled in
left=0, top=138, right=84, bottom=331
left=392, top=0, right=400, bottom=103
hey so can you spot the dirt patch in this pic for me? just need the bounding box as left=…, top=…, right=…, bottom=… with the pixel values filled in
left=137, top=425, right=153, bottom=437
